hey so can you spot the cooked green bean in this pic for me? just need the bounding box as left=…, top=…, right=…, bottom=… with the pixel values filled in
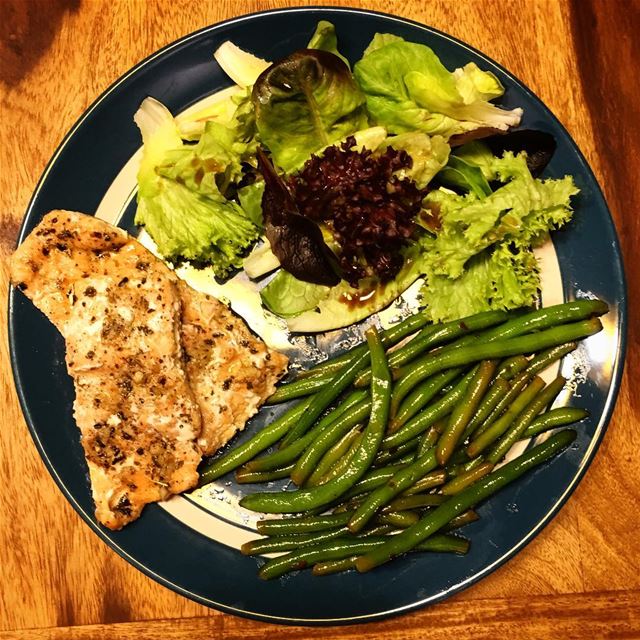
left=523, top=407, right=589, bottom=438
left=382, top=376, right=471, bottom=450
left=240, top=328, right=391, bottom=514
left=285, top=309, right=432, bottom=392
left=462, top=377, right=511, bottom=441
left=198, top=397, right=314, bottom=485
left=476, top=300, right=608, bottom=341
left=436, top=360, right=496, bottom=465
left=355, top=310, right=510, bottom=388
left=291, top=396, right=371, bottom=485
left=495, top=355, right=529, bottom=379
left=259, top=537, right=386, bottom=579
left=235, top=463, right=295, bottom=484
left=256, top=511, right=351, bottom=536
left=374, top=436, right=421, bottom=467
left=355, top=429, right=577, bottom=572
left=445, top=455, right=485, bottom=479
left=488, top=375, right=566, bottom=464
left=415, top=422, right=445, bottom=460
left=442, top=510, right=480, bottom=532
left=347, top=449, right=439, bottom=533
left=384, top=494, right=447, bottom=512
left=241, top=526, right=350, bottom=555
left=402, top=469, right=448, bottom=495
left=391, top=318, right=602, bottom=415
left=312, top=556, right=361, bottom=576
left=246, top=389, right=369, bottom=474
left=279, top=350, right=372, bottom=449
left=305, top=426, right=363, bottom=487
left=474, top=372, right=530, bottom=437
left=525, top=343, right=577, bottom=376
left=315, top=431, right=365, bottom=486
left=267, top=370, right=339, bottom=404
left=376, top=510, right=420, bottom=528
left=341, top=463, right=412, bottom=501
left=441, top=461, right=494, bottom=495
left=390, top=368, right=465, bottom=432
left=466, top=377, right=546, bottom=459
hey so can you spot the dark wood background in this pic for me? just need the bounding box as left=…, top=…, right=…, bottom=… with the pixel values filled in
left=1, top=1, right=639, bottom=638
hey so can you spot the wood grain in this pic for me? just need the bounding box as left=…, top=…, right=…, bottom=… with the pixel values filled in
left=1, top=0, right=638, bottom=637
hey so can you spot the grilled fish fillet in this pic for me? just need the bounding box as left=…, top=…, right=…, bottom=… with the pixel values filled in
left=11, top=211, right=287, bottom=529
left=178, top=281, right=287, bottom=456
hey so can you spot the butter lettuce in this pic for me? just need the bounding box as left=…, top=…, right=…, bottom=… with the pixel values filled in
left=261, top=241, right=427, bottom=332
left=134, top=98, right=259, bottom=278
left=307, top=20, right=350, bottom=67
left=386, top=132, right=450, bottom=188
left=353, top=38, right=522, bottom=138
left=252, top=50, right=367, bottom=171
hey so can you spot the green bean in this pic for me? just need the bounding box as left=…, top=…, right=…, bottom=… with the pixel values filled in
left=391, top=317, right=602, bottom=415
left=373, top=437, right=420, bottom=467
left=462, top=378, right=511, bottom=441
left=279, top=350, right=372, bottom=449
left=246, top=389, right=369, bottom=473
left=267, top=370, right=338, bottom=404
left=312, top=556, right=361, bottom=576
left=402, top=470, right=448, bottom=495
left=525, top=342, right=577, bottom=376
left=384, top=494, right=447, bottom=512
left=436, top=360, right=497, bottom=465
left=390, top=368, right=465, bottom=432
left=310, top=533, right=470, bottom=575
left=235, top=463, right=295, bottom=484
left=415, top=421, right=445, bottom=460
left=315, top=431, right=365, bottom=486
left=291, top=396, right=371, bottom=485
left=259, top=537, right=388, bottom=579
left=256, top=511, right=351, bottom=536
left=293, top=310, right=432, bottom=383
left=295, top=345, right=369, bottom=381
left=523, top=407, right=589, bottom=438
left=341, top=463, right=411, bottom=501
left=466, top=376, right=546, bottom=459
left=445, top=455, right=485, bottom=479
left=198, top=397, right=314, bottom=485
left=347, top=449, right=438, bottom=533
left=375, top=510, right=420, bottom=528
left=355, top=310, right=510, bottom=388
left=240, top=328, right=391, bottom=514
left=355, top=429, right=577, bottom=572
left=383, top=376, right=472, bottom=450
left=476, top=300, right=608, bottom=341
left=359, top=524, right=396, bottom=537
left=441, top=461, right=495, bottom=495
left=488, top=376, right=566, bottom=464
left=474, top=372, right=530, bottom=437
left=241, top=526, right=350, bottom=555
left=442, top=510, right=480, bottom=532
left=305, top=426, right=363, bottom=487
left=495, top=355, right=529, bottom=379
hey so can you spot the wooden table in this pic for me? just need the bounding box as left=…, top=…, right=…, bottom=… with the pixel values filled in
left=1, top=1, right=639, bottom=637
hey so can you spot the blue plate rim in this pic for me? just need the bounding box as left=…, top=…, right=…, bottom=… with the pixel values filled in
left=7, top=5, right=627, bottom=625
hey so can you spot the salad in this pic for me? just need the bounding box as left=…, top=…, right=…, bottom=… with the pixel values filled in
left=133, top=21, right=577, bottom=332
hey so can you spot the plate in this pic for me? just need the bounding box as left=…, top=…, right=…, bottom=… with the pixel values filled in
left=8, top=7, right=626, bottom=625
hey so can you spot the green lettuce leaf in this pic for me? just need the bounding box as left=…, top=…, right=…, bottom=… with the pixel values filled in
left=252, top=50, right=367, bottom=171
left=426, top=152, right=578, bottom=278
left=261, top=240, right=427, bottom=332
left=134, top=98, right=259, bottom=278
left=353, top=38, right=522, bottom=138
left=386, top=132, right=450, bottom=188
left=307, top=20, right=350, bottom=67
left=420, top=151, right=578, bottom=321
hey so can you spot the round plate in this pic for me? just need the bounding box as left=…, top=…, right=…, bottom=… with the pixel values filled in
left=9, top=7, right=626, bottom=625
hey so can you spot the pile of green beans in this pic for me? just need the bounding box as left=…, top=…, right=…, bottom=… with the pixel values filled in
left=197, top=300, right=607, bottom=579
